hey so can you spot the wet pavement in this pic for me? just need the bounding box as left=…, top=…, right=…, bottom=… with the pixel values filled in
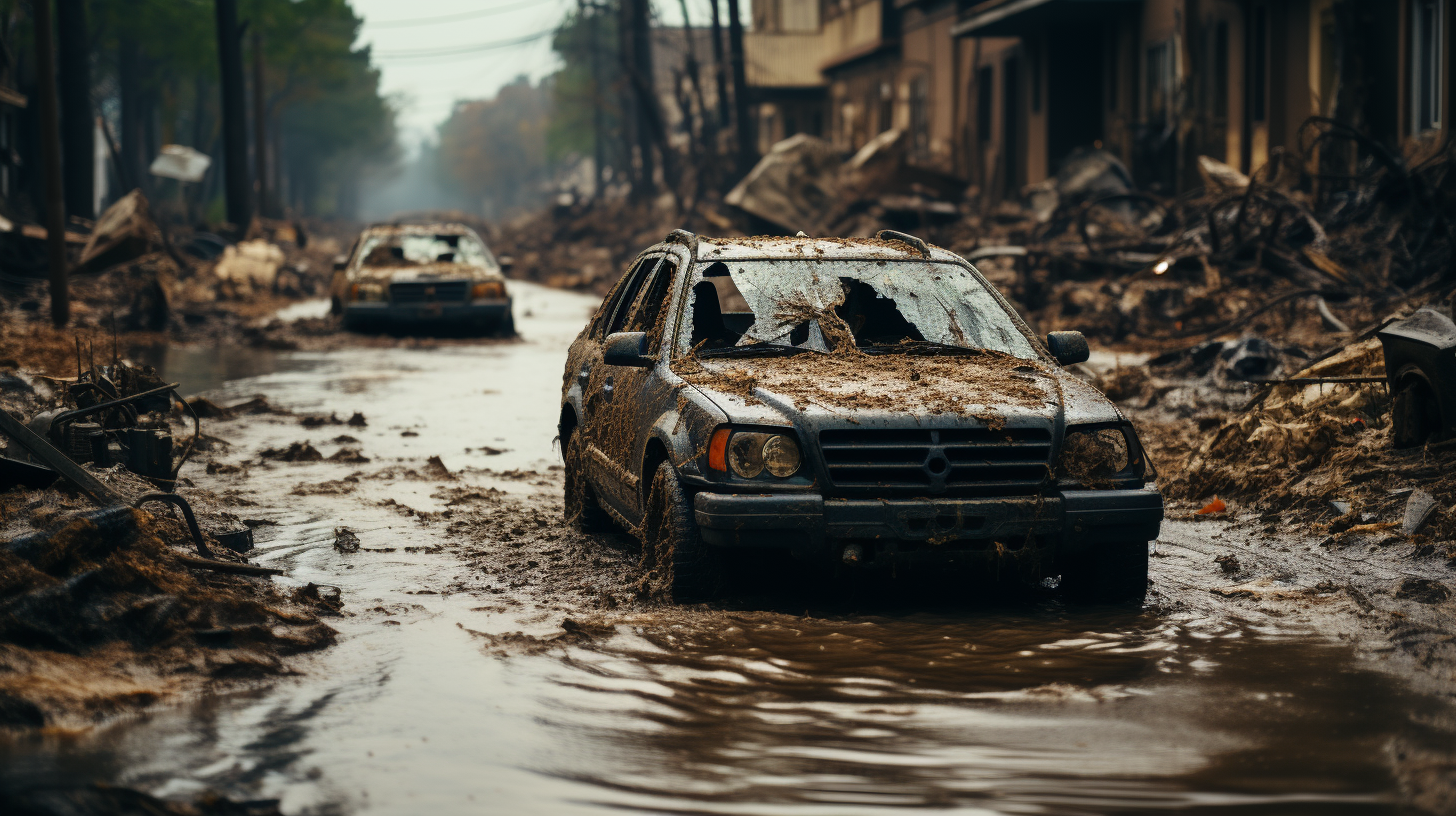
left=1, top=282, right=1452, bottom=814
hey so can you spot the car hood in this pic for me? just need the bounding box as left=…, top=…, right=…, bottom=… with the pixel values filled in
left=356, top=263, right=502, bottom=283
left=673, top=351, right=1121, bottom=432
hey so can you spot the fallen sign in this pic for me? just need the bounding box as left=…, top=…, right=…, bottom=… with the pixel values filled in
left=149, top=144, right=212, bottom=183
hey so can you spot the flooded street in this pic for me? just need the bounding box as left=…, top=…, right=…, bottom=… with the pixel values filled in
left=2, top=281, right=1453, bottom=815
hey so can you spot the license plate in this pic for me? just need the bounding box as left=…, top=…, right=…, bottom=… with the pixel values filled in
left=417, top=304, right=442, bottom=318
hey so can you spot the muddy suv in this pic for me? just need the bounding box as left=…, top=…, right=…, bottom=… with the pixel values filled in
left=558, top=230, right=1162, bottom=602
left=329, top=222, right=513, bottom=335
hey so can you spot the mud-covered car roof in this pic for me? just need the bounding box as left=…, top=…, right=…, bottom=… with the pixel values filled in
left=360, top=222, right=483, bottom=239
left=696, top=235, right=960, bottom=263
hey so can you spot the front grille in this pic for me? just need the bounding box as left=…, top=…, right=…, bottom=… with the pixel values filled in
left=390, top=281, right=469, bottom=303
left=818, top=427, right=1052, bottom=496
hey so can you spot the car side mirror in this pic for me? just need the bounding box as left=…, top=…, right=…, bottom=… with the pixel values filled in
left=332, top=255, right=348, bottom=272
left=497, top=255, right=515, bottom=275
left=1046, top=331, right=1090, bottom=366
left=603, top=332, right=652, bottom=367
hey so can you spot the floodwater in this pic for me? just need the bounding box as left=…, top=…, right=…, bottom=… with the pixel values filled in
left=2, top=282, right=1451, bottom=814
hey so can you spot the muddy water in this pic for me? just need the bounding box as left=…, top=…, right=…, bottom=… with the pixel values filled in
left=1, top=281, right=1451, bottom=814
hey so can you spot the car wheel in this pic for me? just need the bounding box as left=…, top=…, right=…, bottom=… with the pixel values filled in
left=642, top=461, right=721, bottom=602
left=1392, top=378, right=1440, bottom=448
left=498, top=311, right=516, bottom=338
left=564, top=432, right=612, bottom=532
left=330, top=297, right=343, bottom=316
left=1062, top=540, right=1149, bottom=605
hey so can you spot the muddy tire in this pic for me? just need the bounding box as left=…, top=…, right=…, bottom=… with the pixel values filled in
left=643, top=462, right=721, bottom=602
left=1392, top=378, right=1440, bottom=448
left=1062, top=540, right=1149, bottom=605
left=564, top=433, right=612, bottom=532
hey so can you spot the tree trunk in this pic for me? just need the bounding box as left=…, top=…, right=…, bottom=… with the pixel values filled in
left=56, top=0, right=93, bottom=219
left=581, top=0, right=606, bottom=198
left=251, top=30, right=269, bottom=218
left=626, top=0, right=656, bottom=198
left=708, top=0, right=730, bottom=133
left=725, top=0, right=754, bottom=176
left=118, top=31, right=143, bottom=193
left=214, top=0, right=251, bottom=227
left=616, top=0, right=640, bottom=193
left=33, top=0, right=69, bottom=326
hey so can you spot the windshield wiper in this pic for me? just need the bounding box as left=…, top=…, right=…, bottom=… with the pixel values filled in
left=861, top=341, right=984, bottom=356
left=697, top=342, right=822, bottom=358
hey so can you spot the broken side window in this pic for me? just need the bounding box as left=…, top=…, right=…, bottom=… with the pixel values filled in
left=622, top=259, right=678, bottom=352
left=677, top=259, right=1037, bottom=359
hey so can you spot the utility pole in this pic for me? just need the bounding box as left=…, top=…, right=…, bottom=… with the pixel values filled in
left=251, top=29, right=268, bottom=218
left=56, top=0, right=92, bottom=219
left=581, top=0, right=606, bottom=199
left=33, top=0, right=69, bottom=326
left=725, top=0, right=754, bottom=175
left=214, top=0, right=251, bottom=228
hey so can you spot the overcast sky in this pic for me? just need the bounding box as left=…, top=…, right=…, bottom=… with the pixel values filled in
left=351, top=0, right=744, bottom=152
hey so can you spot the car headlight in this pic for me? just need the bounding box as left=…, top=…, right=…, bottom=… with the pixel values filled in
left=711, top=428, right=802, bottom=479
left=351, top=282, right=387, bottom=301
left=1057, top=423, right=1148, bottom=488
left=471, top=280, right=506, bottom=299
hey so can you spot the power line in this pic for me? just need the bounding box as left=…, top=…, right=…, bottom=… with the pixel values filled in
left=370, top=29, right=556, bottom=61
left=366, top=0, right=547, bottom=28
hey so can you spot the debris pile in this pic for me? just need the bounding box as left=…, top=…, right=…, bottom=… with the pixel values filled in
left=0, top=192, right=353, bottom=376
left=0, top=467, right=335, bottom=728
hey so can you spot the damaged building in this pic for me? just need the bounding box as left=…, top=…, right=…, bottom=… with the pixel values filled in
left=746, top=0, right=1453, bottom=199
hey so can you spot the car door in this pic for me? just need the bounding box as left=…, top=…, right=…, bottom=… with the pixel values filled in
left=579, top=254, right=662, bottom=506
left=584, top=252, right=681, bottom=519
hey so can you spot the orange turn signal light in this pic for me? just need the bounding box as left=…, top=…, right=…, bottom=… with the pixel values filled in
left=471, top=281, right=505, bottom=299
left=708, top=427, right=731, bottom=472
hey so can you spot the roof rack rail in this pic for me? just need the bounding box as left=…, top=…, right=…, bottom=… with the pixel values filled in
left=875, top=229, right=930, bottom=258
left=665, top=228, right=699, bottom=258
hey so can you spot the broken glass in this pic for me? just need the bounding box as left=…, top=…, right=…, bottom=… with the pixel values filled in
left=680, top=259, right=1037, bottom=359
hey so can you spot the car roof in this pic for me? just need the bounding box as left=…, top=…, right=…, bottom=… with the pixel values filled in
left=361, top=223, right=482, bottom=240
left=693, top=235, right=960, bottom=263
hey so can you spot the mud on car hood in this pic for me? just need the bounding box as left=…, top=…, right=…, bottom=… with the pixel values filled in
left=673, top=351, right=1122, bottom=431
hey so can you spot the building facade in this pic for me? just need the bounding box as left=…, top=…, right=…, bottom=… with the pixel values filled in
left=745, top=0, right=1453, bottom=199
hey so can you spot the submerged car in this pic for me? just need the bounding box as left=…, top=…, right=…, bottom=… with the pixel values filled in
left=330, top=222, right=513, bottom=335
left=558, top=230, right=1163, bottom=602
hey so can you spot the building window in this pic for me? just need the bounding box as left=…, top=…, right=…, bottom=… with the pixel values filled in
left=1145, top=41, right=1172, bottom=123
left=1107, top=28, right=1118, bottom=111
left=878, top=81, right=894, bottom=135
left=1412, top=0, right=1444, bottom=133
left=1250, top=6, right=1268, bottom=123
left=976, top=66, right=993, bottom=139
left=909, top=75, right=929, bottom=161
left=782, top=0, right=820, bottom=32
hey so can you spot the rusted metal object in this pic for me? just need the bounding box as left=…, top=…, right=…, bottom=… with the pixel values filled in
left=1378, top=306, right=1456, bottom=448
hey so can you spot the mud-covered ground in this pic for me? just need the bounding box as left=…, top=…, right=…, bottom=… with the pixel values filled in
left=3, top=281, right=1456, bottom=814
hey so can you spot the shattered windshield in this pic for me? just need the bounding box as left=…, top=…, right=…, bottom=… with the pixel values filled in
left=678, top=259, right=1038, bottom=359
left=357, top=233, right=495, bottom=269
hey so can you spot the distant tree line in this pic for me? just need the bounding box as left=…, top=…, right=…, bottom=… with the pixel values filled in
left=433, top=0, right=755, bottom=219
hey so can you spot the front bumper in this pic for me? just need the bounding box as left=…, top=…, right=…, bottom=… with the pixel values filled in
left=343, top=298, right=511, bottom=325
left=693, top=487, right=1163, bottom=559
